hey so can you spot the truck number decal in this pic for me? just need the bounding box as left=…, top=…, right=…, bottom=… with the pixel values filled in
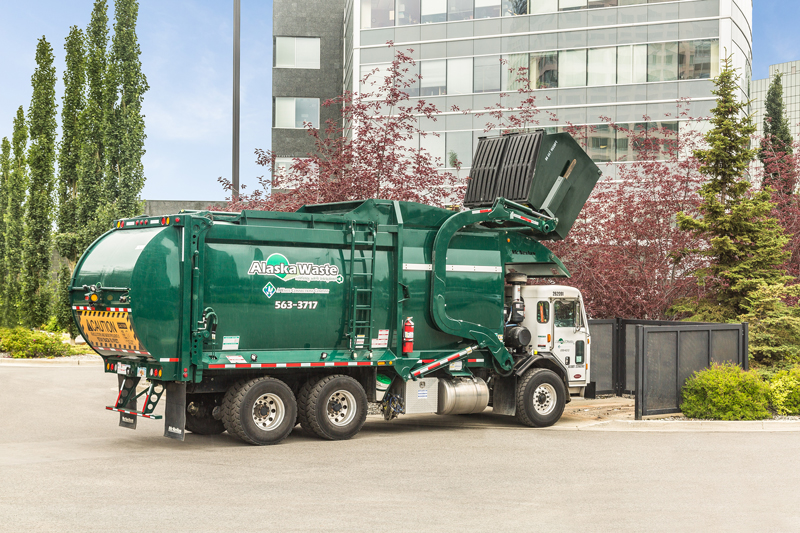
left=274, top=300, right=318, bottom=310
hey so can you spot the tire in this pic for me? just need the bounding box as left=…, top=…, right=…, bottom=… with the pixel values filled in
left=515, top=368, right=566, bottom=428
left=222, top=377, right=297, bottom=445
left=297, top=376, right=320, bottom=433
left=303, top=374, right=367, bottom=440
left=185, top=393, right=225, bottom=435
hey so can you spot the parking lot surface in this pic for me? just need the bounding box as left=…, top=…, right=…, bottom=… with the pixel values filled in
left=1, top=362, right=798, bottom=532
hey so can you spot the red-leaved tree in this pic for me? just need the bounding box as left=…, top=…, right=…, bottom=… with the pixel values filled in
left=213, top=45, right=461, bottom=212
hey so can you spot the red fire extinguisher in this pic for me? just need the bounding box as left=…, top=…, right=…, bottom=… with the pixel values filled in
left=403, top=318, right=414, bottom=354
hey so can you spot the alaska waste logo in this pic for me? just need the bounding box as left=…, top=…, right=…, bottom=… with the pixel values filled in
left=248, top=253, right=344, bottom=284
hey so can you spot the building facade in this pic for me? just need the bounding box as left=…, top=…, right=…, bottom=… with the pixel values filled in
left=272, top=0, right=345, bottom=173
left=752, top=60, right=800, bottom=143
left=274, top=0, right=753, bottom=180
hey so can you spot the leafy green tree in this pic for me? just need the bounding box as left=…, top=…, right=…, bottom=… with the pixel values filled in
left=739, top=282, right=800, bottom=366
left=759, top=72, right=794, bottom=193
left=22, top=37, right=58, bottom=328
left=677, top=55, right=791, bottom=319
left=105, top=0, right=148, bottom=219
left=5, top=107, right=28, bottom=327
left=56, top=26, right=86, bottom=266
left=0, top=138, right=10, bottom=323
left=55, top=26, right=86, bottom=337
left=77, top=0, right=112, bottom=251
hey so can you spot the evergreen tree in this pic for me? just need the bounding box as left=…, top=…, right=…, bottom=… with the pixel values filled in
left=105, top=0, right=148, bottom=219
left=22, top=37, right=58, bottom=328
left=0, top=138, right=10, bottom=323
left=677, top=55, right=792, bottom=319
left=77, top=0, right=112, bottom=251
left=56, top=26, right=86, bottom=266
left=5, top=107, right=28, bottom=327
left=760, top=71, right=795, bottom=193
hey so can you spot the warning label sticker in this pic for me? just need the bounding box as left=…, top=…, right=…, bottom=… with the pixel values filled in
left=77, top=311, right=146, bottom=352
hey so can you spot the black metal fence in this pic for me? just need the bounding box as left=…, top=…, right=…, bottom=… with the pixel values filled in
left=587, top=319, right=749, bottom=419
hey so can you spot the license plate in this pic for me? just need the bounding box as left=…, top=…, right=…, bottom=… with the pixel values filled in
left=117, top=363, right=130, bottom=375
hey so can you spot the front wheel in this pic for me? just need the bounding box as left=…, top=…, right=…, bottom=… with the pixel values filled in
left=515, top=368, right=566, bottom=428
left=222, top=377, right=297, bottom=445
left=302, top=375, right=367, bottom=440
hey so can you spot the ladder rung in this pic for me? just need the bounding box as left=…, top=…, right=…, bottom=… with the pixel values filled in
left=355, top=306, right=372, bottom=310
left=353, top=241, right=374, bottom=246
left=353, top=272, right=373, bottom=276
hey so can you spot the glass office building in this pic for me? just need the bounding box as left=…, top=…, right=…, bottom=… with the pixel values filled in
left=752, top=60, right=800, bottom=144
left=274, top=0, right=752, bottom=180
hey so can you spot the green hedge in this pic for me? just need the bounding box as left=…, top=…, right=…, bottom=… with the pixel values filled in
left=0, top=327, right=71, bottom=358
left=770, top=368, right=800, bottom=415
left=681, top=363, right=772, bottom=420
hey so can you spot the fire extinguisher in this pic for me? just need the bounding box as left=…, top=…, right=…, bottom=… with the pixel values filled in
left=403, top=318, right=414, bottom=354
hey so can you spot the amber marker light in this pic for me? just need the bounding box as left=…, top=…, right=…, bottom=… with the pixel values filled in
left=90, top=294, right=98, bottom=302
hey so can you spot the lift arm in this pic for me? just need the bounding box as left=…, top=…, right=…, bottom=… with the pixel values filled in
left=430, top=197, right=557, bottom=373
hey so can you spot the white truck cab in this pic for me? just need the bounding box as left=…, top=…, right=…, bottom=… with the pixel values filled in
left=518, top=285, right=591, bottom=396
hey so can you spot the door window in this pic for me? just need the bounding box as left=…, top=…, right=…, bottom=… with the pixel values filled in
left=537, top=301, right=549, bottom=323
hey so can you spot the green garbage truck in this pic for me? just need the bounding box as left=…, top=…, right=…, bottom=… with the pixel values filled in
left=71, top=130, right=601, bottom=445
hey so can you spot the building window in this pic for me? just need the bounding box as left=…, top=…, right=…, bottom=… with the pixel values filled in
left=274, top=97, right=320, bottom=129
left=448, top=0, right=473, bottom=21
left=587, top=124, right=615, bottom=162
left=559, top=0, right=587, bottom=11
left=559, top=49, right=587, bottom=87
left=648, top=42, right=679, bottom=82
left=446, top=131, right=473, bottom=167
left=421, top=0, right=447, bottom=23
left=421, top=132, right=446, bottom=167
left=502, top=53, right=529, bottom=90
left=588, top=0, right=617, bottom=7
left=617, top=44, right=647, bottom=84
left=420, top=60, right=447, bottom=96
left=475, top=0, right=501, bottom=19
left=275, top=37, right=320, bottom=69
left=502, top=0, right=528, bottom=15
left=530, top=0, right=558, bottom=13
left=530, top=52, right=558, bottom=89
left=447, top=58, right=473, bottom=95
left=361, top=0, right=394, bottom=29
left=396, top=0, right=421, bottom=25
left=679, top=40, right=720, bottom=80
left=474, top=55, right=501, bottom=93
left=587, top=47, right=616, bottom=86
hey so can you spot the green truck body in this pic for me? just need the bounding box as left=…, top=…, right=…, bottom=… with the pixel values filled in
left=71, top=131, right=601, bottom=444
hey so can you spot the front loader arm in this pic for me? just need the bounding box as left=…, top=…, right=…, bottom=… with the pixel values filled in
left=430, top=197, right=557, bottom=373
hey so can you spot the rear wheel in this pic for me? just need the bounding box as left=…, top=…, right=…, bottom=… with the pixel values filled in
left=303, top=375, right=367, bottom=440
left=185, top=393, right=225, bottom=435
left=297, top=376, right=320, bottom=433
left=222, top=377, right=297, bottom=445
left=515, top=368, right=566, bottom=428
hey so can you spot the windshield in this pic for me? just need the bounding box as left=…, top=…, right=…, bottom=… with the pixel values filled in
left=554, top=299, right=581, bottom=328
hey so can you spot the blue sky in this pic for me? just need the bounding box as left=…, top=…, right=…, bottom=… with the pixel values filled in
left=0, top=0, right=272, bottom=202
left=0, top=1, right=797, bottom=201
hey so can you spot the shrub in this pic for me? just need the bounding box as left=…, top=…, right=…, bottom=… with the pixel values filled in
left=770, top=368, right=800, bottom=415
left=681, top=363, right=771, bottom=420
left=0, top=327, right=71, bottom=358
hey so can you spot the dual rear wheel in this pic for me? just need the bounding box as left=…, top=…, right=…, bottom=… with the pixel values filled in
left=222, top=374, right=367, bottom=445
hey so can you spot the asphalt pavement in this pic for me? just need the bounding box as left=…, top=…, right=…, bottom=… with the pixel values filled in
left=1, top=359, right=798, bottom=532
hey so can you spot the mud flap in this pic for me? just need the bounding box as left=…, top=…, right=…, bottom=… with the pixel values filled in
left=492, top=375, right=517, bottom=416
left=164, top=382, right=186, bottom=441
left=117, top=375, right=140, bottom=429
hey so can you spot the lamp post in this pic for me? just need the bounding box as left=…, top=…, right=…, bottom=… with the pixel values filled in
left=232, top=0, right=241, bottom=200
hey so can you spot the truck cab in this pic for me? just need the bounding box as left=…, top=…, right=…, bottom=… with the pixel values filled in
left=517, top=285, right=591, bottom=397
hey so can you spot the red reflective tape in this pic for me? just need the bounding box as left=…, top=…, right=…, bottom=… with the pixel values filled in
left=521, top=216, right=532, bottom=223
left=356, top=361, right=371, bottom=366
left=310, top=362, right=325, bottom=367
left=479, top=209, right=490, bottom=213
left=235, top=364, right=249, bottom=368
left=421, top=359, right=434, bottom=363
left=429, top=362, right=441, bottom=369
left=208, top=364, right=225, bottom=369
left=286, top=363, right=302, bottom=367
left=333, top=362, right=348, bottom=366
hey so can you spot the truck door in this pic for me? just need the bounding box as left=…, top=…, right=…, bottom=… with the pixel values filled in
left=552, top=299, right=587, bottom=383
